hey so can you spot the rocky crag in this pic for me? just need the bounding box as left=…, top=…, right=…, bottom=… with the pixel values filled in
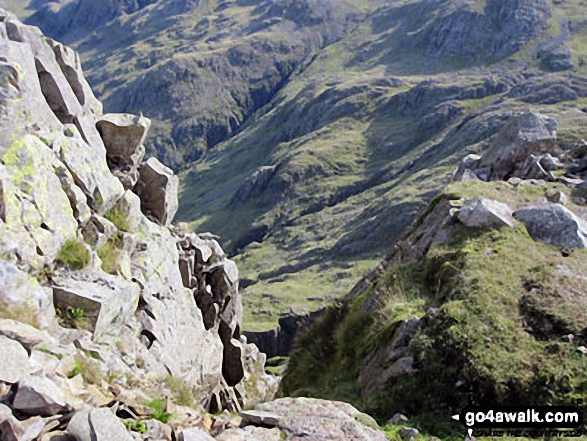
left=282, top=111, right=587, bottom=435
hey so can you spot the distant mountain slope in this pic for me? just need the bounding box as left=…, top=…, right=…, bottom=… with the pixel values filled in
left=20, top=0, right=587, bottom=330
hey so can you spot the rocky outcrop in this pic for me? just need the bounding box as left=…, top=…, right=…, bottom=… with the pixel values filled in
left=0, top=10, right=277, bottom=440
left=245, top=310, right=324, bottom=359
left=134, top=157, right=179, bottom=226
left=474, top=111, right=558, bottom=181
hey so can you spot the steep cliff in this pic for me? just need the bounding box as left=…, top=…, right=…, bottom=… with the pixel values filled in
left=0, top=10, right=281, bottom=439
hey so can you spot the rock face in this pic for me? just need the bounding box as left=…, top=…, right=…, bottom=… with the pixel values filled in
left=0, top=10, right=277, bottom=440
left=514, top=202, right=587, bottom=248
left=245, top=310, right=324, bottom=359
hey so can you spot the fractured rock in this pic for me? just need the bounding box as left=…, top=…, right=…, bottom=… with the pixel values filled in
left=178, top=427, right=215, bottom=441
left=254, top=397, right=388, bottom=441
left=52, top=272, right=140, bottom=338
left=240, top=410, right=280, bottom=427
left=0, top=319, right=51, bottom=353
left=0, top=335, right=29, bottom=383
left=476, top=112, right=558, bottom=180
left=13, top=374, right=70, bottom=416
left=0, top=261, right=56, bottom=329
left=96, top=113, right=150, bottom=189
left=134, top=158, right=178, bottom=226
left=513, top=202, right=587, bottom=248
left=215, top=426, right=283, bottom=441
left=456, top=197, right=514, bottom=229
left=68, top=408, right=134, bottom=441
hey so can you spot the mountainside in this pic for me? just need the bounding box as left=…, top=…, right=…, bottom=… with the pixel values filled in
left=281, top=113, right=587, bottom=434
left=15, top=0, right=587, bottom=331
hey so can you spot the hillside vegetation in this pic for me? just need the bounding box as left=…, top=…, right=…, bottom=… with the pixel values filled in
left=281, top=179, right=587, bottom=435
left=17, top=0, right=587, bottom=330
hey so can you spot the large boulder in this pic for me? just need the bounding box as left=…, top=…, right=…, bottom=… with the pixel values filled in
left=513, top=202, right=587, bottom=248
left=253, top=398, right=388, bottom=441
left=134, top=157, right=178, bottom=226
left=12, top=374, right=70, bottom=416
left=96, top=113, right=150, bottom=189
left=68, top=408, right=133, bottom=441
left=52, top=272, right=140, bottom=338
left=456, top=197, right=514, bottom=229
left=476, top=112, right=558, bottom=180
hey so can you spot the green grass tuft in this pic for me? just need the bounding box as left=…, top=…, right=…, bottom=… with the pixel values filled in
left=55, top=239, right=90, bottom=270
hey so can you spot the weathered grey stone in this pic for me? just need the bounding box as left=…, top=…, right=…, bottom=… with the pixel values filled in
left=453, top=154, right=481, bottom=181
left=1, top=135, right=78, bottom=267
left=241, top=410, right=280, bottom=427
left=114, top=190, right=142, bottom=232
left=134, top=158, right=178, bottom=226
left=179, top=255, right=195, bottom=288
left=547, top=191, right=567, bottom=205
left=476, top=112, right=558, bottom=180
left=0, top=319, right=51, bottom=353
left=52, top=272, right=140, bottom=338
left=55, top=130, right=124, bottom=213
left=236, top=341, right=278, bottom=409
left=178, top=427, right=215, bottom=441
left=387, top=413, right=409, bottom=425
left=0, top=261, right=56, bottom=330
left=13, top=374, right=70, bottom=416
left=400, top=427, right=420, bottom=440
left=255, top=398, right=388, bottom=440
left=456, top=197, right=514, bottom=229
left=40, top=431, right=76, bottom=441
left=215, top=426, right=283, bottom=441
left=96, top=113, right=150, bottom=166
left=0, top=335, right=29, bottom=383
left=514, top=202, right=587, bottom=248
left=68, top=408, right=133, bottom=441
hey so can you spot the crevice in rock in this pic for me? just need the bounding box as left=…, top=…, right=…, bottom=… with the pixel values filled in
left=139, top=329, right=156, bottom=349
left=35, top=59, right=73, bottom=125
left=57, top=60, right=85, bottom=106
left=73, top=116, right=89, bottom=145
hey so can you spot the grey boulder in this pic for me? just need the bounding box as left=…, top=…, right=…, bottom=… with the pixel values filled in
left=514, top=202, right=587, bottom=248
left=0, top=335, right=29, bottom=383
left=12, top=374, right=70, bottom=416
left=456, top=197, right=514, bottom=229
left=134, top=158, right=178, bottom=226
left=68, top=408, right=133, bottom=441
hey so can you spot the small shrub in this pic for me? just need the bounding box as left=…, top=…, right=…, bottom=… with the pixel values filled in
left=126, top=420, right=147, bottom=434
left=55, top=239, right=90, bottom=270
left=67, top=362, right=82, bottom=379
left=104, top=206, right=129, bottom=232
left=146, top=398, right=172, bottom=423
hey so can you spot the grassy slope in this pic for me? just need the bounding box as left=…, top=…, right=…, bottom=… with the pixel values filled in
left=280, top=180, right=587, bottom=436
left=178, top=0, right=587, bottom=330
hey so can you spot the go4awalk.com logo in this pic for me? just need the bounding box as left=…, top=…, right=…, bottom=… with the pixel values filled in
left=452, top=406, right=584, bottom=438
